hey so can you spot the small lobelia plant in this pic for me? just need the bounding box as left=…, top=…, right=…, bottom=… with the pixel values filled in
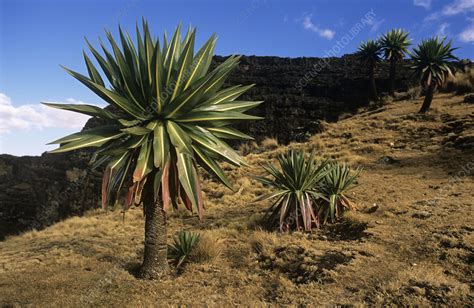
left=168, top=230, right=201, bottom=268
left=255, top=149, right=329, bottom=231
left=318, top=162, right=361, bottom=224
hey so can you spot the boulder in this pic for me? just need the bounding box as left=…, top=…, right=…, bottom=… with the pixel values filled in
left=463, top=93, right=474, bottom=104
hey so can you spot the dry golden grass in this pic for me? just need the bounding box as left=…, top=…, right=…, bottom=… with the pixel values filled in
left=394, top=86, right=422, bottom=101
left=249, top=230, right=278, bottom=255
left=238, top=140, right=259, bottom=156
left=188, top=231, right=225, bottom=265
left=407, top=85, right=422, bottom=100
left=443, top=67, right=474, bottom=94
left=0, top=93, right=473, bottom=306
left=260, top=137, right=279, bottom=150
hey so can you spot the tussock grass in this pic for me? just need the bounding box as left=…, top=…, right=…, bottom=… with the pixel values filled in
left=238, top=141, right=260, bottom=156
left=406, top=86, right=422, bottom=100
left=382, top=263, right=471, bottom=305
left=443, top=67, right=474, bottom=94
left=260, top=137, right=279, bottom=150
left=249, top=230, right=278, bottom=255
left=189, top=232, right=225, bottom=265
left=394, top=86, right=422, bottom=101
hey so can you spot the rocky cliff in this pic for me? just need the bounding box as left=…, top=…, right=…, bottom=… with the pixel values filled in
left=0, top=54, right=414, bottom=239
left=215, top=55, right=413, bottom=142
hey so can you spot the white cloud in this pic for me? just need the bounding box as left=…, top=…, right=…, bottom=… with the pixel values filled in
left=459, top=20, right=474, bottom=42
left=425, top=12, right=441, bottom=21
left=302, top=14, right=335, bottom=40
left=443, top=0, right=474, bottom=15
left=414, top=0, right=432, bottom=9
left=0, top=93, right=91, bottom=134
left=437, top=22, right=450, bottom=37
left=366, top=18, right=386, bottom=33
left=426, top=0, right=474, bottom=20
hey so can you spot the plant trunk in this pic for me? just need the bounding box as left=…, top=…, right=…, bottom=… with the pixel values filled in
left=369, top=63, right=378, bottom=102
left=389, top=59, right=396, bottom=96
left=137, top=177, right=168, bottom=279
left=419, top=82, right=435, bottom=113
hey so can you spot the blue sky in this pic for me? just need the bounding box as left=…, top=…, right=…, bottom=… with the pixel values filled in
left=1, top=0, right=473, bottom=156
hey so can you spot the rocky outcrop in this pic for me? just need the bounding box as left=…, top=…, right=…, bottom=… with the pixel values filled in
left=464, top=93, right=474, bottom=104
left=0, top=151, right=101, bottom=240
left=0, top=54, right=415, bottom=239
left=215, top=55, right=413, bottom=143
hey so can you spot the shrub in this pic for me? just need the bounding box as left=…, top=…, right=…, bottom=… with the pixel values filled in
left=249, top=230, right=277, bottom=254
left=337, top=112, right=353, bottom=121
left=407, top=86, right=422, bottom=100
left=464, top=93, right=474, bottom=104
left=238, top=141, right=260, bottom=156
left=254, top=149, right=329, bottom=231
left=168, top=231, right=224, bottom=268
left=318, top=163, right=361, bottom=224
left=188, top=233, right=224, bottom=264
left=394, top=86, right=422, bottom=101
left=443, top=67, right=474, bottom=94
left=168, top=230, right=201, bottom=268
left=381, top=95, right=393, bottom=104
left=260, top=137, right=279, bottom=151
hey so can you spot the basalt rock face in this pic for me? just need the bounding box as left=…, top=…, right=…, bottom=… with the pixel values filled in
left=0, top=54, right=414, bottom=239
left=0, top=152, right=101, bottom=240
left=214, top=54, right=413, bottom=143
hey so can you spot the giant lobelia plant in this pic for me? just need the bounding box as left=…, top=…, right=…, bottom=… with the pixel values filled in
left=356, top=39, right=383, bottom=102
left=409, top=37, right=458, bottom=113
left=380, top=29, right=411, bottom=96
left=44, top=21, right=262, bottom=279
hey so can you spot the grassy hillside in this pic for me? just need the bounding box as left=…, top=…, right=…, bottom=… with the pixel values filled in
left=1, top=93, right=472, bottom=306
